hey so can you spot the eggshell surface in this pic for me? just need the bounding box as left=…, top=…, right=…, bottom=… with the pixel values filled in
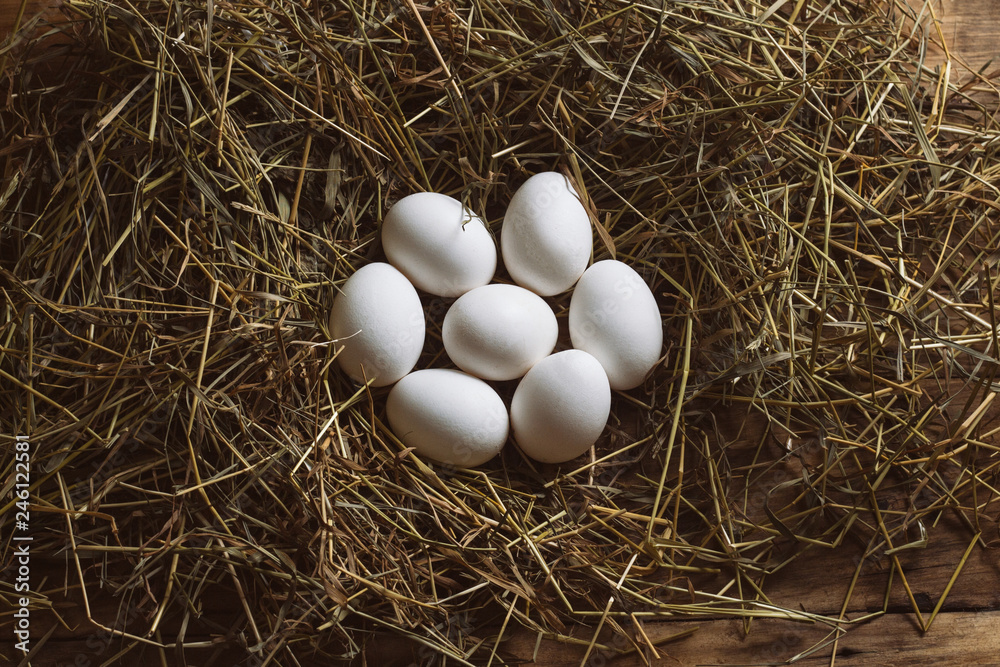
left=501, top=171, right=593, bottom=296
left=382, top=192, right=497, bottom=297
left=569, top=260, right=663, bottom=390
left=330, top=263, right=425, bottom=387
left=511, top=350, right=611, bottom=463
left=386, top=369, right=509, bottom=467
left=442, top=284, right=558, bottom=381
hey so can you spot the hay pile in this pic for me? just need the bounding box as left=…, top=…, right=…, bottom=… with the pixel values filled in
left=3, top=0, right=1000, bottom=662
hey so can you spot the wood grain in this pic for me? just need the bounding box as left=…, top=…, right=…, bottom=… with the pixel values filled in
left=2, top=512, right=996, bottom=665
left=3, top=0, right=999, bottom=71
left=0, top=0, right=64, bottom=40
left=2, top=0, right=998, bottom=73
left=909, top=0, right=1000, bottom=75
left=4, top=611, right=1000, bottom=666
left=422, top=612, right=1000, bottom=666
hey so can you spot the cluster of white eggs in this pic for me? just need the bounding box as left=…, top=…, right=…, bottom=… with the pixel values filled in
left=330, top=172, right=663, bottom=466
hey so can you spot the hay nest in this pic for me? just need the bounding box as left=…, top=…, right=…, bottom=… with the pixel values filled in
left=3, top=0, right=1000, bottom=662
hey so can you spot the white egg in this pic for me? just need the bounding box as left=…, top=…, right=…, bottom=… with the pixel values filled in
left=381, top=192, right=497, bottom=297
left=386, top=369, right=509, bottom=467
left=511, top=350, right=610, bottom=464
left=442, top=284, right=558, bottom=381
left=501, top=171, right=593, bottom=296
left=329, top=262, right=425, bottom=387
left=568, top=260, right=663, bottom=390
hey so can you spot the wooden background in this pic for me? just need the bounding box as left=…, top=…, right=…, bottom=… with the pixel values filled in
left=2, top=0, right=1000, bottom=665
left=1, top=0, right=60, bottom=38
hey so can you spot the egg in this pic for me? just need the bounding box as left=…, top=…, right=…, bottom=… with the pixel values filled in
left=442, top=284, right=558, bottom=381
left=386, top=369, right=509, bottom=467
left=381, top=192, right=497, bottom=297
left=500, top=171, right=593, bottom=296
left=568, top=260, right=663, bottom=390
left=329, top=262, right=425, bottom=387
left=511, top=350, right=611, bottom=463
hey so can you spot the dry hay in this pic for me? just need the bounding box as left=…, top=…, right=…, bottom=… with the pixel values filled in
left=3, top=0, right=1000, bottom=663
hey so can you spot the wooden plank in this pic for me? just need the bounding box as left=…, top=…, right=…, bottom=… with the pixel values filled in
left=4, top=611, right=1000, bottom=666
left=2, top=0, right=998, bottom=74
left=739, top=513, right=999, bottom=615
left=441, top=611, right=1000, bottom=666
left=2, top=514, right=996, bottom=665
left=908, top=0, right=1000, bottom=75
left=366, top=514, right=1000, bottom=663
left=0, top=0, right=64, bottom=40
left=939, top=0, right=1000, bottom=64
